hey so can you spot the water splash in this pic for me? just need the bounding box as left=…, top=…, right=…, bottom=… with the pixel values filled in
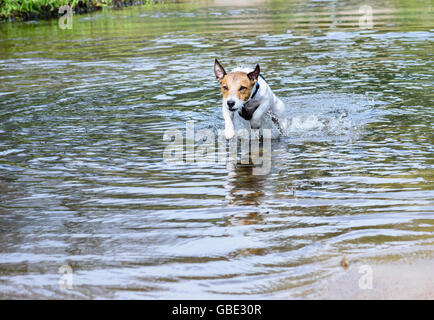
left=280, top=93, right=378, bottom=140
left=230, top=93, right=377, bottom=140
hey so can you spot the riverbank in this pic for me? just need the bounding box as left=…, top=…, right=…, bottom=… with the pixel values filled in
left=281, top=246, right=434, bottom=300
left=0, top=0, right=162, bottom=22
left=312, top=253, right=434, bottom=299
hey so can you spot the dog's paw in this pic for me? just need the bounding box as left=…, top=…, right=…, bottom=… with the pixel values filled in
left=250, top=120, right=261, bottom=130
left=279, top=118, right=289, bottom=132
left=225, top=129, right=235, bottom=140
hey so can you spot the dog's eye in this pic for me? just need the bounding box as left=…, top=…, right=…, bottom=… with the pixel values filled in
left=239, top=86, right=247, bottom=91
left=222, top=86, right=228, bottom=91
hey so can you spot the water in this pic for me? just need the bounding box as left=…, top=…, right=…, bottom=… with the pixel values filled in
left=0, top=0, right=433, bottom=299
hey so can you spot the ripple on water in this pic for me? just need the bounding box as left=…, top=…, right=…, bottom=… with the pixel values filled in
left=0, top=0, right=433, bottom=299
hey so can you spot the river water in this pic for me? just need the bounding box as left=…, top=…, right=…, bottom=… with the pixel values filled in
left=0, top=0, right=433, bottom=298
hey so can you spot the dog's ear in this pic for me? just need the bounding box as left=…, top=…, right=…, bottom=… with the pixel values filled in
left=214, top=59, right=226, bottom=82
left=248, top=64, right=260, bottom=82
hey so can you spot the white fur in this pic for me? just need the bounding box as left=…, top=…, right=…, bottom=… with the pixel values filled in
left=222, top=68, right=287, bottom=139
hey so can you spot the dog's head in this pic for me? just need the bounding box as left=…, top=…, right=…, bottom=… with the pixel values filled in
left=214, top=59, right=260, bottom=112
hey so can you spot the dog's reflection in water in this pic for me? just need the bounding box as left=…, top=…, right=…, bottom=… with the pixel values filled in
left=224, top=161, right=269, bottom=224
left=225, top=164, right=265, bottom=205
left=222, top=162, right=271, bottom=258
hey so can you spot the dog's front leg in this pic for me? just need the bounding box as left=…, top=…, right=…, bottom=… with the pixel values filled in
left=222, top=105, right=235, bottom=139
left=270, top=98, right=288, bottom=132
left=250, top=102, right=270, bottom=129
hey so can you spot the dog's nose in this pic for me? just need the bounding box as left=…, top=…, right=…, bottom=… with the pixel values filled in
left=227, top=100, right=235, bottom=109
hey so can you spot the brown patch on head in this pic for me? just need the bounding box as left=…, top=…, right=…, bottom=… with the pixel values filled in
left=220, top=71, right=256, bottom=101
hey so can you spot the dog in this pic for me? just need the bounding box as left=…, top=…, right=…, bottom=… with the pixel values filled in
left=214, top=59, right=287, bottom=139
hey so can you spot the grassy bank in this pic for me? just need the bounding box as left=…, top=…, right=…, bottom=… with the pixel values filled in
left=0, top=0, right=160, bottom=21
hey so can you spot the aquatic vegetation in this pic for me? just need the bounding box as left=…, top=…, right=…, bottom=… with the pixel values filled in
left=0, top=0, right=162, bottom=21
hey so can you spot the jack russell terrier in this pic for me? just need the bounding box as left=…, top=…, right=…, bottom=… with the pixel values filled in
left=214, top=59, right=287, bottom=139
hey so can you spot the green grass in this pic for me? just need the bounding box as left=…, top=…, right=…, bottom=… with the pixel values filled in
left=0, top=0, right=158, bottom=21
